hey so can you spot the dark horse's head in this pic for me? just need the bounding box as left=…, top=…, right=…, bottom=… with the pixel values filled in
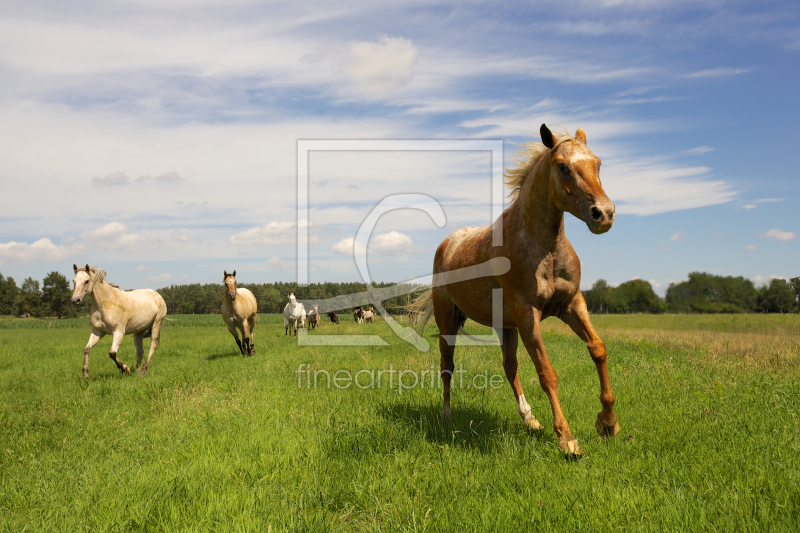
left=541, top=124, right=615, bottom=234
left=223, top=270, right=237, bottom=300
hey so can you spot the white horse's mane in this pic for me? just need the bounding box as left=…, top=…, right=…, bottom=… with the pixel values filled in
left=76, top=265, right=118, bottom=288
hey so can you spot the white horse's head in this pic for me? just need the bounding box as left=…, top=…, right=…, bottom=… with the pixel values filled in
left=71, top=264, right=105, bottom=305
left=288, top=293, right=297, bottom=304
left=223, top=270, right=237, bottom=300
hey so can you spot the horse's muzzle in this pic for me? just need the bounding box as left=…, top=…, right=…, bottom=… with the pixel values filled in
left=588, top=200, right=615, bottom=234
left=229, top=292, right=236, bottom=300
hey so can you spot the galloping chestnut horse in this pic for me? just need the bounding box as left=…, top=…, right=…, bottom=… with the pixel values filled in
left=221, top=270, right=258, bottom=355
left=409, top=125, right=619, bottom=456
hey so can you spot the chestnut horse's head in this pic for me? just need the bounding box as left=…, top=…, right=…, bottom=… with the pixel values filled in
left=223, top=270, right=237, bottom=300
left=541, top=124, right=615, bottom=234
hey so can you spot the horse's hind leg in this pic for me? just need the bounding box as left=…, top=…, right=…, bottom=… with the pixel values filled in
left=82, top=330, right=105, bottom=378
left=497, top=327, right=543, bottom=430
left=559, top=297, right=619, bottom=439
left=108, top=329, right=131, bottom=374
left=133, top=334, right=144, bottom=370
left=241, top=320, right=251, bottom=356
left=433, top=292, right=460, bottom=417
left=247, top=316, right=256, bottom=355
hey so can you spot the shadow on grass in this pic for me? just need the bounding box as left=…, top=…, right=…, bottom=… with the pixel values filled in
left=323, top=399, right=550, bottom=460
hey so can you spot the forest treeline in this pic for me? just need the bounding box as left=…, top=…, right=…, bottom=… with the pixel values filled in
left=584, top=272, right=800, bottom=314
left=1, top=270, right=799, bottom=318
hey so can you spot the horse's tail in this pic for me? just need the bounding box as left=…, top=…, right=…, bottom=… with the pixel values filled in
left=405, top=286, right=434, bottom=335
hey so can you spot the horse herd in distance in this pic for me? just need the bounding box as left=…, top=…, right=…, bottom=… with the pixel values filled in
left=69, top=264, right=382, bottom=377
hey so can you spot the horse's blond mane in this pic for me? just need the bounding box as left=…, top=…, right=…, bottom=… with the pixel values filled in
left=504, top=128, right=573, bottom=203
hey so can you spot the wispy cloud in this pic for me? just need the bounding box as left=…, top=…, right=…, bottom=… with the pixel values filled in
left=758, top=228, right=795, bottom=241
left=670, top=231, right=685, bottom=241
left=687, top=146, right=714, bottom=155
left=682, top=67, right=751, bottom=78
left=92, top=172, right=129, bottom=186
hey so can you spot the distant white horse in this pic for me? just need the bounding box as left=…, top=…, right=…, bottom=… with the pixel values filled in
left=362, top=306, right=375, bottom=324
left=71, top=264, right=167, bottom=377
left=221, top=270, right=258, bottom=355
left=283, top=293, right=305, bottom=335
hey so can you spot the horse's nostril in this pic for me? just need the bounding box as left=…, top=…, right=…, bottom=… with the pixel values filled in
left=591, top=206, right=603, bottom=221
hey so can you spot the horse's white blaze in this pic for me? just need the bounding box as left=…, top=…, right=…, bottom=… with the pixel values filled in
left=569, top=151, right=593, bottom=163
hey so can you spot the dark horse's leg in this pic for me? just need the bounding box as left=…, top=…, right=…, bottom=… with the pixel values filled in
left=512, top=302, right=582, bottom=456
left=559, top=294, right=619, bottom=438
left=496, top=327, right=544, bottom=430
left=433, top=291, right=460, bottom=417
left=108, top=329, right=131, bottom=373
left=227, top=324, right=244, bottom=354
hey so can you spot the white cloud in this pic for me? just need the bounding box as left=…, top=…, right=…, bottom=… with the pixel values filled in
left=753, top=274, right=785, bottom=286
left=81, top=222, right=128, bottom=240
left=744, top=245, right=759, bottom=251
left=758, top=229, right=795, bottom=242
left=0, top=238, right=84, bottom=263
left=371, top=231, right=417, bottom=254
left=682, top=68, right=751, bottom=78
left=92, top=172, right=129, bottom=186
left=741, top=204, right=757, bottom=210
left=80, top=222, right=161, bottom=252
left=134, top=265, right=150, bottom=271
left=230, top=221, right=317, bottom=246
left=332, top=231, right=420, bottom=256
left=670, top=231, right=685, bottom=241
left=649, top=279, right=660, bottom=288
left=266, top=256, right=294, bottom=271
left=344, top=36, right=418, bottom=95
left=154, top=171, right=183, bottom=183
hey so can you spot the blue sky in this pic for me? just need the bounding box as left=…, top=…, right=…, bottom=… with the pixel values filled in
left=0, top=0, right=798, bottom=294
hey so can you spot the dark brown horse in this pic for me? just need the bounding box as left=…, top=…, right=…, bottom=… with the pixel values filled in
left=409, top=124, right=618, bottom=456
left=327, top=311, right=340, bottom=324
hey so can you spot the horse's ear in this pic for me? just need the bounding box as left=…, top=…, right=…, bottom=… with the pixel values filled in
left=224, top=270, right=228, bottom=278
left=540, top=124, right=555, bottom=149
left=575, top=127, right=586, bottom=144
left=73, top=264, right=78, bottom=273
left=232, top=270, right=236, bottom=277
left=85, top=264, right=91, bottom=273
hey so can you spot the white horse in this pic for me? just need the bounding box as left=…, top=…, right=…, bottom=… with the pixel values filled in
left=221, top=270, right=258, bottom=355
left=283, top=293, right=305, bottom=335
left=71, top=264, right=167, bottom=377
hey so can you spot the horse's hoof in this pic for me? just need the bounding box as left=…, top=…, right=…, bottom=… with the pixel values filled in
left=122, top=365, right=131, bottom=373
left=560, top=439, right=584, bottom=458
left=524, top=417, right=544, bottom=431
left=82, top=371, right=89, bottom=378
left=595, top=416, right=620, bottom=439
left=443, top=407, right=452, bottom=418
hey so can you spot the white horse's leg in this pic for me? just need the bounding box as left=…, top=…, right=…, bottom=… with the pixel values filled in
left=83, top=330, right=105, bottom=378
left=133, top=334, right=144, bottom=370
left=108, top=329, right=130, bottom=373
left=141, top=317, right=163, bottom=374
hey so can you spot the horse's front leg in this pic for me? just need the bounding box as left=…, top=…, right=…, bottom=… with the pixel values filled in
left=247, top=316, right=256, bottom=355
left=559, top=295, right=619, bottom=439
left=82, top=330, right=105, bottom=378
left=496, top=327, right=544, bottom=430
left=227, top=324, right=244, bottom=354
left=514, top=304, right=582, bottom=456
left=108, top=329, right=131, bottom=373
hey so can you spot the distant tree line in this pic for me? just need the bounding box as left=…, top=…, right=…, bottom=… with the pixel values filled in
left=2, top=270, right=798, bottom=318
left=584, top=272, right=800, bottom=314
left=155, top=281, right=420, bottom=315
left=0, top=271, right=90, bottom=318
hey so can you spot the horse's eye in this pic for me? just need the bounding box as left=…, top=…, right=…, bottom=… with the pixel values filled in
left=558, top=163, right=570, bottom=174
left=84, top=281, right=89, bottom=285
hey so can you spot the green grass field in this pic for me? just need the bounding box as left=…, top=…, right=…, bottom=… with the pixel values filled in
left=1, top=314, right=798, bottom=531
